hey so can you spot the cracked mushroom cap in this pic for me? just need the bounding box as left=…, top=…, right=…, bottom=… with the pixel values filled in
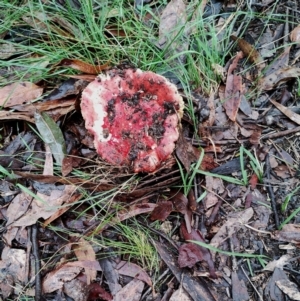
left=81, top=67, right=184, bottom=173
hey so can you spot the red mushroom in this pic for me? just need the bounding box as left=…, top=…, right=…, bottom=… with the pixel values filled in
left=81, top=67, right=184, bottom=173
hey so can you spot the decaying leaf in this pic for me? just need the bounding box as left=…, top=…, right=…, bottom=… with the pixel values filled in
left=270, top=99, right=300, bottom=125
left=0, top=82, right=43, bottom=108
left=150, top=201, right=173, bottom=221
left=259, top=66, right=300, bottom=91
left=180, top=223, right=217, bottom=278
left=35, top=111, right=67, bottom=166
left=223, top=51, right=245, bottom=122
left=88, top=283, right=113, bottom=301
left=210, top=207, right=254, bottom=249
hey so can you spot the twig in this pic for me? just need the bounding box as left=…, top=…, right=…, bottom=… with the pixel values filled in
left=25, top=227, right=32, bottom=284
left=32, top=224, right=42, bottom=301
left=265, top=154, right=280, bottom=229
left=241, top=265, right=263, bottom=301
left=261, top=126, right=300, bottom=140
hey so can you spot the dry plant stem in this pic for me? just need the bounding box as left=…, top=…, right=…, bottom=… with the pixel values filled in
left=141, top=268, right=171, bottom=300
left=241, top=265, right=263, bottom=301
left=265, top=154, right=280, bottom=229
left=32, top=224, right=42, bottom=301
left=25, top=226, right=32, bottom=284
left=261, top=126, right=300, bottom=140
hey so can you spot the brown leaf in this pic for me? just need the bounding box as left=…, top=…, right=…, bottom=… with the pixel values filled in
left=150, top=201, right=173, bottom=221
left=223, top=51, right=244, bottom=122
left=0, top=111, right=34, bottom=123
left=72, top=238, right=97, bottom=284
left=158, top=0, right=189, bottom=63
left=10, top=185, right=78, bottom=227
left=0, top=82, right=43, bottom=108
left=58, top=59, right=110, bottom=74
left=249, top=174, right=258, bottom=190
left=178, top=242, right=205, bottom=268
left=231, top=35, right=263, bottom=65
left=180, top=223, right=217, bottom=278
left=290, top=24, right=300, bottom=43
left=170, top=191, right=192, bottom=233
left=113, top=279, right=144, bottom=301
left=175, top=131, right=199, bottom=171
left=88, top=283, right=113, bottom=301
left=42, top=263, right=83, bottom=293
left=105, top=25, right=127, bottom=37
left=270, top=98, right=300, bottom=125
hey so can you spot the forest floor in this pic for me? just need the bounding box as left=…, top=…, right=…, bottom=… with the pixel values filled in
left=0, top=0, right=300, bottom=300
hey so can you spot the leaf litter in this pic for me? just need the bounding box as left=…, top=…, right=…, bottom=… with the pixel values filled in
left=1, top=1, right=300, bottom=301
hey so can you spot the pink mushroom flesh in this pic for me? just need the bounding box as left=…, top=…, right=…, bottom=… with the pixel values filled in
left=81, top=68, right=183, bottom=173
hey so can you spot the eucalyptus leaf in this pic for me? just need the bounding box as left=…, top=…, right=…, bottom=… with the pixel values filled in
left=34, top=111, right=66, bottom=166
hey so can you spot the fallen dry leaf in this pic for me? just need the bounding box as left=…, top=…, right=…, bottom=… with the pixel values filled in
left=113, top=279, right=144, bottom=301
left=170, top=288, right=192, bottom=301
left=210, top=207, right=254, bottom=249
left=0, top=82, right=43, bottom=108
left=116, top=261, right=152, bottom=287
left=9, top=185, right=78, bottom=227
left=290, top=24, right=300, bottom=43
left=272, top=224, right=300, bottom=244
left=72, top=238, right=97, bottom=284
left=259, top=66, right=300, bottom=90
left=276, top=279, right=300, bottom=300
left=175, top=131, right=199, bottom=172
left=180, top=223, right=217, bottom=278
left=0, top=247, right=26, bottom=283
left=88, top=283, right=113, bottom=301
left=0, top=111, right=34, bottom=123
left=223, top=51, right=245, bottom=122
left=158, top=0, right=189, bottom=63
left=263, top=254, right=291, bottom=272
left=270, top=98, right=300, bottom=125
left=42, top=263, right=83, bottom=293
left=150, top=201, right=173, bottom=221
left=231, top=35, right=263, bottom=65
left=58, top=59, right=110, bottom=74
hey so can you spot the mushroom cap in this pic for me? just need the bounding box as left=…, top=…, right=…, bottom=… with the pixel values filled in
left=81, top=67, right=184, bottom=173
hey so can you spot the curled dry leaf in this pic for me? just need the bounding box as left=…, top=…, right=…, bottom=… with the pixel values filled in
left=231, top=35, right=263, bottom=66
left=58, top=59, right=110, bottom=74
